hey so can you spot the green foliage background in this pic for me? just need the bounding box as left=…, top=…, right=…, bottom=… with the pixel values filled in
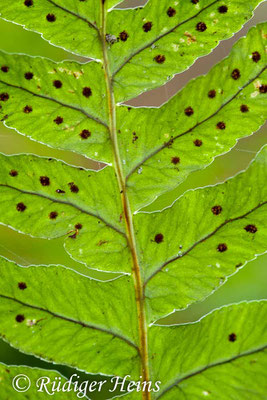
left=0, top=2, right=266, bottom=398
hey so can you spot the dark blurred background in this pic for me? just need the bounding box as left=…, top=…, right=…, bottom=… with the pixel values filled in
left=0, top=1, right=266, bottom=398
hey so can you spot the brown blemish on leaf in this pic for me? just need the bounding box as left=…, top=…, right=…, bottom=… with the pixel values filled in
left=171, top=156, right=180, bottom=165
left=54, top=116, right=63, bottom=124
left=167, top=7, right=176, bottom=17
left=97, top=240, right=108, bottom=246
left=46, top=14, right=56, bottom=22
left=0, top=93, right=9, bottom=101
left=236, top=263, right=243, bottom=269
left=240, top=104, right=249, bottom=113
left=56, top=189, right=65, bottom=194
left=231, top=69, right=241, bottom=80
left=154, top=55, right=166, bottom=64
left=194, top=139, right=202, bottom=147
left=53, top=80, right=62, bottom=89
left=80, top=129, right=91, bottom=139
left=196, top=22, right=207, bottom=32
left=23, top=105, right=32, bottom=113
left=208, top=89, right=216, bottom=98
left=24, top=0, right=33, bottom=6
left=259, top=84, right=267, bottom=94
left=191, top=0, right=199, bottom=3
left=252, top=51, right=261, bottom=63
left=75, top=223, right=83, bottom=230
left=16, top=202, right=26, bottom=212
left=68, top=182, right=79, bottom=193
left=25, top=72, right=33, bottom=80
left=154, top=233, right=164, bottom=243
left=228, top=333, right=237, bottom=342
left=184, top=106, right=194, bottom=116
left=119, top=31, right=129, bottom=41
left=40, top=176, right=50, bottom=186
left=217, top=243, right=227, bottom=252
left=244, top=224, right=257, bottom=233
left=49, top=211, right=58, bottom=219
left=217, top=121, right=226, bottom=130
left=184, top=32, right=197, bottom=44
left=218, top=5, right=228, bottom=13
left=1, top=66, right=9, bottom=73
left=82, top=87, right=92, bottom=97
left=143, top=22, right=152, bottom=32
left=18, top=282, right=27, bottom=290
left=212, top=205, right=222, bottom=215
left=132, top=132, right=138, bottom=143
left=9, top=170, right=18, bottom=177
left=16, top=314, right=25, bottom=323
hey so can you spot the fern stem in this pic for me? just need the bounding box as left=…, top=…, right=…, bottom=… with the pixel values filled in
left=100, top=2, right=151, bottom=398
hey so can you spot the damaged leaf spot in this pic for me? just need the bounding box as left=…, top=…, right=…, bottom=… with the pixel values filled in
left=184, top=107, right=194, bottom=116
left=218, top=5, right=228, bottom=13
left=16, top=203, right=26, bottom=212
left=196, top=22, right=207, bottom=32
left=25, top=72, right=33, bottom=80
left=9, top=170, right=18, bottom=177
left=154, top=233, right=164, bottom=243
left=0, top=93, right=9, bottom=101
left=228, top=333, right=237, bottom=342
left=244, top=224, right=257, bottom=233
left=69, top=233, right=77, bottom=239
left=143, top=22, right=152, bottom=32
left=252, top=51, right=261, bottom=63
left=23, top=105, right=33, bottom=113
left=259, top=85, right=267, bottom=94
left=212, top=205, right=222, bottom=215
left=53, top=80, right=62, bottom=88
left=217, top=121, right=226, bottom=130
left=46, top=14, right=56, bottom=22
left=171, top=156, right=180, bottom=165
left=119, top=31, right=129, bottom=41
left=194, top=139, right=202, bottom=147
left=132, top=132, right=138, bottom=143
left=16, top=314, right=25, bottom=323
left=24, top=0, right=33, bottom=6
left=54, top=116, right=63, bottom=124
left=49, top=211, right=58, bottom=219
left=231, top=69, right=241, bottom=80
left=80, top=129, right=91, bottom=139
left=240, top=104, right=249, bottom=113
left=208, top=89, right=216, bottom=98
left=167, top=7, right=176, bottom=17
left=191, top=0, right=199, bottom=3
left=217, top=243, right=227, bottom=252
left=154, top=55, right=166, bottom=64
left=68, top=182, right=79, bottom=193
left=18, top=282, right=27, bottom=290
left=1, top=66, right=9, bottom=73
left=40, top=176, right=50, bottom=186
left=75, top=223, right=83, bottom=230
left=56, top=189, right=65, bottom=194
left=82, top=87, right=92, bottom=97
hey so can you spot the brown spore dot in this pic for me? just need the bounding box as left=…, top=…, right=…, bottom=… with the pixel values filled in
left=231, top=69, right=241, bottom=80
left=23, top=105, right=32, bottom=113
left=24, top=0, right=33, bottom=6
left=1, top=66, right=9, bottom=73
left=16, top=202, right=26, bottom=212
left=228, top=333, right=237, bottom=342
left=208, top=89, right=216, bottom=98
left=75, top=223, right=83, bottom=230
left=240, top=104, right=249, bottom=113
left=9, top=170, right=18, bottom=177
left=191, top=0, right=199, bottom=3
left=217, top=243, right=227, bottom=252
left=184, top=106, right=194, bottom=116
left=0, top=93, right=9, bottom=101
left=194, top=139, right=202, bottom=147
left=154, top=55, right=166, bottom=64
left=80, top=129, right=91, bottom=139
left=259, top=84, right=267, bottom=94
left=16, top=314, right=25, bottom=323
left=218, top=5, right=228, bottom=13
left=143, top=21, right=152, bottom=32
left=18, top=282, right=27, bottom=290
left=217, top=121, right=226, bottom=130
left=46, top=13, right=56, bottom=22
left=167, top=7, right=176, bottom=17
left=82, top=87, right=92, bottom=97
left=119, top=31, right=129, bottom=41
left=40, top=176, right=50, bottom=186
left=25, top=72, right=33, bottom=80
left=252, top=51, right=261, bottom=63
left=154, top=233, right=164, bottom=243
left=212, top=205, right=222, bottom=215
left=53, top=80, right=62, bottom=89
left=244, top=224, right=257, bottom=233
left=68, top=182, right=79, bottom=193
left=56, top=189, right=65, bottom=194
left=54, top=116, right=63, bottom=125
left=196, top=22, right=207, bottom=32
left=49, top=211, right=58, bottom=219
left=171, top=156, right=180, bottom=165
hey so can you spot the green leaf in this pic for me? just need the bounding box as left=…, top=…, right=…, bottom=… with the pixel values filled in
left=149, top=301, right=267, bottom=399
left=0, top=154, right=131, bottom=273
left=119, top=23, right=267, bottom=210
left=109, top=0, right=263, bottom=101
left=0, top=257, right=139, bottom=378
left=140, top=145, right=267, bottom=321
left=0, top=364, right=78, bottom=398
